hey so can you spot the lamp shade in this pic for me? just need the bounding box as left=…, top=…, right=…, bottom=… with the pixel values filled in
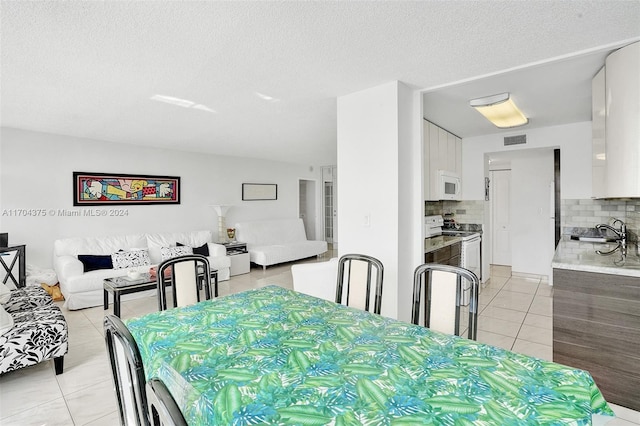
left=470, top=93, right=528, bottom=128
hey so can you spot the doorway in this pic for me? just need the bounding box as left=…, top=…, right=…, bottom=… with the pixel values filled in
left=487, top=148, right=557, bottom=277
left=298, top=179, right=317, bottom=240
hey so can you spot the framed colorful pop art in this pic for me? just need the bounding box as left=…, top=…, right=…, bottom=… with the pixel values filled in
left=73, top=172, right=180, bottom=206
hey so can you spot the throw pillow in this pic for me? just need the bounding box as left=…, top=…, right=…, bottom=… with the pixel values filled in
left=78, top=254, right=114, bottom=273
left=176, top=242, right=210, bottom=257
left=0, top=282, right=10, bottom=304
left=160, top=246, right=193, bottom=261
left=0, top=304, right=14, bottom=336
left=111, top=249, right=151, bottom=269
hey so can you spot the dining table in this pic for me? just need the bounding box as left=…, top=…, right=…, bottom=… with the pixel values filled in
left=125, top=285, right=615, bottom=425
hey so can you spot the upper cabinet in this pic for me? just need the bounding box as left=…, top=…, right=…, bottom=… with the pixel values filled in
left=593, top=41, right=640, bottom=198
left=591, top=67, right=606, bottom=199
left=424, top=120, right=462, bottom=200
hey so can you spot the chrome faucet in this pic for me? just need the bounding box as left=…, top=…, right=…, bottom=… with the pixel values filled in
left=595, top=219, right=627, bottom=257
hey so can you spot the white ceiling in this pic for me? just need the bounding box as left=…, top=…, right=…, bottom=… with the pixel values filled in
left=1, top=1, right=639, bottom=165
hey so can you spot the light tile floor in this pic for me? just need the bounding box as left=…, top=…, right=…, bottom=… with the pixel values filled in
left=1, top=261, right=638, bottom=425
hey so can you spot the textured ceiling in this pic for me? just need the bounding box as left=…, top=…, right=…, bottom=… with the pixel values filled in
left=1, top=1, right=639, bottom=165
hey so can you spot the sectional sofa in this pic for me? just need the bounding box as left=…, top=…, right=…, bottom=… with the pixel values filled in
left=53, top=230, right=230, bottom=310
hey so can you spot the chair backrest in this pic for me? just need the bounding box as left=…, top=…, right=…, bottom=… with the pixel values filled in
left=157, top=254, right=211, bottom=310
left=291, top=258, right=339, bottom=302
left=335, top=254, right=384, bottom=314
left=146, top=378, right=188, bottom=426
left=104, top=314, right=149, bottom=426
left=411, top=263, right=480, bottom=340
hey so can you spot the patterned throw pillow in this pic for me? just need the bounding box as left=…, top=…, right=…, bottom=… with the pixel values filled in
left=176, top=242, right=210, bottom=257
left=160, top=246, right=193, bottom=261
left=111, top=249, right=151, bottom=269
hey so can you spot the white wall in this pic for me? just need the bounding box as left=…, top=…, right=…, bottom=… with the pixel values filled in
left=463, top=121, right=592, bottom=200
left=337, top=81, right=422, bottom=322
left=0, top=128, right=321, bottom=268
left=463, top=121, right=591, bottom=278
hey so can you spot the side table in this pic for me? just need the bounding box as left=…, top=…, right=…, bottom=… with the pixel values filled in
left=0, top=245, right=26, bottom=288
left=224, top=242, right=250, bottom=276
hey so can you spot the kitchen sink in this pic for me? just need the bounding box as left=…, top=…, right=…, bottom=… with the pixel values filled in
left=570, top=235, right=618, bottom=243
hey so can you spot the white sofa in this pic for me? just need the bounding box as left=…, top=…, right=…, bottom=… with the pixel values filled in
left=234, top=218, right=328, bottom=269
left=53, top=230, right=231, bottom=310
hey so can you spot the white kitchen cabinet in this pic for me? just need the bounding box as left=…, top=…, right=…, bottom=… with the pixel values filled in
left=596, top=41, right=640, bottom=198
left=446, top=133, right=456, bottom=172
left=591, top=66, right=606, bottom=199
left=455, top=136, right=462, bottom=175
left=423, top=119, right=462, bottom=200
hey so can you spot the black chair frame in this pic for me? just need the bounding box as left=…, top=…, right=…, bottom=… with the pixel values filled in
left=147, top=378, right=188, bottom=426
left=335, top=253, right=384, bottom=314
left=104, top=314, right=149, bottom=426
left=412, top=263, right=480, bottom=340
left=157, top=254, right=212, bottom=311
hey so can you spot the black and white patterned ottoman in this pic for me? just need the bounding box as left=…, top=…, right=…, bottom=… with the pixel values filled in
left=0, top=287, right=68, bottom=375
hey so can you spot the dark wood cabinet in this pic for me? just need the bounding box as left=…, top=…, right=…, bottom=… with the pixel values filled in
left=425, top=242, right=461, bottom=267
left=553, top=267, right=640, bottom=411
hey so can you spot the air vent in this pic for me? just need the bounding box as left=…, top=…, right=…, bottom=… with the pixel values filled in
left=504, top=134, right=526, bottom=146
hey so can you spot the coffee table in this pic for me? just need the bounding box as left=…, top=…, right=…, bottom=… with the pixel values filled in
left=103, top=269, right=219, bottom=317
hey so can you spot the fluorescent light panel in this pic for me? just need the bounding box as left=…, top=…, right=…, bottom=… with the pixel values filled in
left=150, top=94, right=216, bottom=113
left=470, top=92, right=528, bottom=128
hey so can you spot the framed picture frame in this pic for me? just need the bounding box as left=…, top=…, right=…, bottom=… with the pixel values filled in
left=242, top=183, right=277, bottom=201
left=73, top=172, right=180, bottom=206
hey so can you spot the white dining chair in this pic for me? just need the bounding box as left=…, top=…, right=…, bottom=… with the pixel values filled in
left=157, top=254, right=212, bottom=310
left=335, top=254, right=384, bottom=314
left=146, top=378, right=188, bottom=426
left=412, top=263, right=480, bottom=340
left=104, top=314, right=150, bottom=426
left=291, top=258, right=339, bottom=302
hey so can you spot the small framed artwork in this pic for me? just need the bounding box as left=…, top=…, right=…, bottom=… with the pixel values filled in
left=242, top=183, right=277, bottom=201
left=73, top=172, right=180, bottom=206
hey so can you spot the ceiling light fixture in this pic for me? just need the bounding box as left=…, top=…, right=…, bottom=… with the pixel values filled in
left=255, top=92, right=280, bottom=103
left=150, top=94, right=216, bottom=113
left=469, top=92, right=528, bottom=128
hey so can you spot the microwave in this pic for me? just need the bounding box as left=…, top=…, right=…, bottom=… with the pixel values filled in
left=438, top=170, right=461, bottom=200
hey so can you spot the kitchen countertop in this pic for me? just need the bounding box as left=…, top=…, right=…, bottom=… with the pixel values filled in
left=424, top=235, right=462, bottom=253
left=552, top=237, right=640, bottom=278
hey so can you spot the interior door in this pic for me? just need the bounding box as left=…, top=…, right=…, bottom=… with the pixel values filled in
left=322, top=166, right=337, bottom=245
left=491, top=170, right=511, bottom=266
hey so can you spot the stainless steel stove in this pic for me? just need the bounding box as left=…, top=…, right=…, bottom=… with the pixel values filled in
left=424, top=215, right=482, bottom=305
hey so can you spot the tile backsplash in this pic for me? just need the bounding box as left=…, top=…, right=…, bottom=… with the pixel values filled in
left=426, top=199, right=639, bottom=236
left=561, top=199, right=638, bottom=238
left=425, top=200, right=484, bottom=225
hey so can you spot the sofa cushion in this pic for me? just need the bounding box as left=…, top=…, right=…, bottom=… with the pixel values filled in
left=4, top=286, right=53, bottom=313
left=112, top=250, right=151, bottom=269
left=0, top=304, right=68, bottom=374
left=54, top=234, right=148, bottom=257
left=146, top=231, right=212, bottom=264
left=160, top=246, right=192, bottom=261
left=78, top=254, right=113, bottom=272
left=177, top=242, right=209, bottom=257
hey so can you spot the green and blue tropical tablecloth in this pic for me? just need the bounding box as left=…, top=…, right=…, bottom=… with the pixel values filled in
left=126, top=285, right=614, bottom=425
